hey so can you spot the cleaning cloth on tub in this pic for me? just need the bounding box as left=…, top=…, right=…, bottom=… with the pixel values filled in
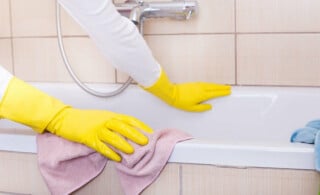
left=290, top=119, right=320, bottom=171
left=36, top=129, right=192, bottom=195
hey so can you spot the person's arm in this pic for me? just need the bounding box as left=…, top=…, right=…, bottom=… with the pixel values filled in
left=0, top=66, right=152, bottom=161
left=58, top=0, right=161, bottom=87
left=58, top=0, right=232, bottom=112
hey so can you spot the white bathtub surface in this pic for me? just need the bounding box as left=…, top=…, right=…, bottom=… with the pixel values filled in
left=0, top=83, right=319, bottom=170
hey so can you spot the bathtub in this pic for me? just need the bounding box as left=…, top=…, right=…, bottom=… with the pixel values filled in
left=0, top=83, right=319, bottom=170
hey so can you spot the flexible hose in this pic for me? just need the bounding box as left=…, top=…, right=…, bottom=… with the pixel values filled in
left=56, top=1, right=135, bottom=98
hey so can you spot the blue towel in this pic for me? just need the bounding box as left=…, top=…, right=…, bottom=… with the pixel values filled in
left=306, top=120, right=320, bottom=130
left=315, top=131, right=320, bottom=171
left=290, top=119, right=320, bottom=171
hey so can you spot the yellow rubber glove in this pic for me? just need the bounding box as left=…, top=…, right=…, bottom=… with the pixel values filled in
left=0, top=77, right=153, bottom=162
left=143, top=69, right=231, bottom=112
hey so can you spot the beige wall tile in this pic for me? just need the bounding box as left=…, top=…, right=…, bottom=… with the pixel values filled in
left=13, top=37, right=116, bottom=83
left=0, top=0, right=11, bottom=37
left=247, top=168, right=320, bottom=195
left=0, top=39, right=13, bottom=73
left=11, top=0, right=56, bottom=37
left=143, top=0, right=235, bottom=34
left=182, top=164, right=320, bottom=195
left=142, top=164, right=180, bottom=195
left=237, top=0, right=320, bottom=32
left=62, top=37, right=116, bottom=83
left=237, top=34, right=320, bottom=86
left=60, top=7, right=88, bottom=36
left=74, top=162, right=124, bottom=195
left=0, top=151, right=50, bottom=195
left=142, top=34, right=235, bottom=84
left=13, top=38, right=69, bottom=81
left=182, top=164, right=249, bottom=195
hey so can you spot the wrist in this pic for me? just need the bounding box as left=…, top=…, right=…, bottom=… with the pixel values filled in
left=142, top=69, right=177, bottom=106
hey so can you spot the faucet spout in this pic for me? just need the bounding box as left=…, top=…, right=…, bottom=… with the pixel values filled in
left=115, top=0, right=198, bottom=25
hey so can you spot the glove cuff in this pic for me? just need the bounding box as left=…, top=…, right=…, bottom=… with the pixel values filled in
left=0, top=77, right=68, bottom=133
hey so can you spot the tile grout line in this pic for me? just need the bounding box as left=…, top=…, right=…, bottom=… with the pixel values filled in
left=8, top=31, right=320, bottom=40
left=179, top=164, right=183, bottom=195
left=8, top=0, right=15, bottom=75
left=234, top=0, right=238, bottom=85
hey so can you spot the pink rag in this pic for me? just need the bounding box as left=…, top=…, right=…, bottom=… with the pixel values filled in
left=36, top=129, right=192, bottom=195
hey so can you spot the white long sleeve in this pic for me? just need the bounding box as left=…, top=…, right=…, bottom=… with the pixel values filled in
left=0, top=66, right=13, bottom=102
left=58, top=0, right=161, bottom=87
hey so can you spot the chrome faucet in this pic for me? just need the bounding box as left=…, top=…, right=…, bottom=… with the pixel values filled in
left=115, top=0, right=198, bottom=25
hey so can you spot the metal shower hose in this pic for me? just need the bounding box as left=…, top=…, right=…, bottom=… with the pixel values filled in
left=56, top=1, right=144, bottom=97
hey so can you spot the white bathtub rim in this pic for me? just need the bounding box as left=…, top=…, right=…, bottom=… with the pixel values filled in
left=169, top=139, right=315, bottom=170
left=0, top=133, right=315, bottom=170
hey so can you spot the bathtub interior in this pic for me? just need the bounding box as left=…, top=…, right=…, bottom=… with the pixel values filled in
left=3, top=83, right=319, bottom=142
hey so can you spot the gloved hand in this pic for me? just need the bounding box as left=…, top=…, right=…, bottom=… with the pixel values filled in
left=143, top=69, right=231, bottom=112
left=0, top=77, right=152, bottom=162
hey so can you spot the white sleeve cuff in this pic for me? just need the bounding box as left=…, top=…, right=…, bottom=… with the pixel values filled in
left=0, top=66, right=13, bottom=102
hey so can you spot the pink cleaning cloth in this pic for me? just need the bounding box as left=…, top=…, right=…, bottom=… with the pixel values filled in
left=36, top=129, right=192, bottom=195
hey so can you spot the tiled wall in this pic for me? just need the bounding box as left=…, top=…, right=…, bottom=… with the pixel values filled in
left=1, top=0, right=320, bottom=86
left=1, top=150, right=319, bottom=194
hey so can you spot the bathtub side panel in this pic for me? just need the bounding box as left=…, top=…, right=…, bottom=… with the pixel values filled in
left=0, top=151, right=50, bottom=195
left=181, top=164, right=320, bottom=195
